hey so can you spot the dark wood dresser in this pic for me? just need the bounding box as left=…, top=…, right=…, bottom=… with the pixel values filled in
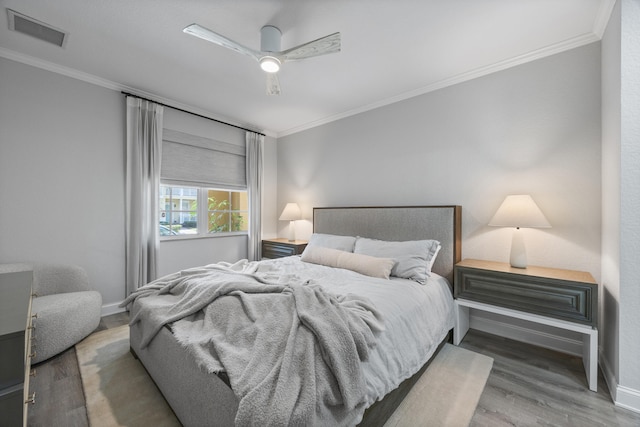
left=0, top=266, right=35, bottom=426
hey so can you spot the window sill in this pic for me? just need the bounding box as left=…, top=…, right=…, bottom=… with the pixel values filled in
left=160, top=232, right=248, bottom=242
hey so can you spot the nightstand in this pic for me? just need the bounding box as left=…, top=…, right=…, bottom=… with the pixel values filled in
left=262, top=238, right=308, bottom=259
left=453, top=258, right=598, bottom=391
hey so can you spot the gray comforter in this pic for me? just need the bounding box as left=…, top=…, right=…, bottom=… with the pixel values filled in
left=122, top=261, right=384, bottom=426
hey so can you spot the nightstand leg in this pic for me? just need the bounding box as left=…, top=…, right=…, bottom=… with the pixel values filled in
left=454, top=302, right=470, bottom=345
left=582, top=329, right=598, bottom=392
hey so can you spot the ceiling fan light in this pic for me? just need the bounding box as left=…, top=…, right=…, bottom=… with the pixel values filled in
left=260, top=56, right=281, bottom=73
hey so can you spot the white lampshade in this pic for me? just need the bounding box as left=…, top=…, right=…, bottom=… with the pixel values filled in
left=489, top=195, right=551, bottom=269
left=279, top=203, right=301, bottom=241
left=279, top=203, right=301, bottom=221
left=489, top=195, right=551, bottom=228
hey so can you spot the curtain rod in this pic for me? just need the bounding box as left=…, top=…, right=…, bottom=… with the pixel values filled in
left=121, top=91, right=265, bottom=137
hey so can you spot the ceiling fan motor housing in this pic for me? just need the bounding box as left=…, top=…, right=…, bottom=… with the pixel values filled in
left=260, top=25, right=281, bottom=52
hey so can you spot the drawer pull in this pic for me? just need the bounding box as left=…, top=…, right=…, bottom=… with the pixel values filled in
left=31, top=292, right=38, bottom=298
left=29, top=351, right=36, bottom=359
left=32, top=313, right=38, bottom=319
left=30, top=369, right=37, bottom=377
left=25, top=392, right=36, bottom=404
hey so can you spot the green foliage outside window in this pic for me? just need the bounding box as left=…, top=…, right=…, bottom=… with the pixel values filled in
left=208, top=196, right=244, bottom=232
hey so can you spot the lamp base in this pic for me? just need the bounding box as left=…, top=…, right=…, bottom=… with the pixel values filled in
left=510, top=228, right=527, bottom=268
left=287, top=220, right=296, bottom=242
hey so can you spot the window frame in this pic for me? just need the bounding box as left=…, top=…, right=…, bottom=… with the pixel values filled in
left=159, top=184, right=248, bottom=241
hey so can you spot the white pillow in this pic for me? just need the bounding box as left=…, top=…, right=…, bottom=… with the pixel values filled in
left=306, top=233, right=357, bottom=252
left=301, top=246, right=395, bottom=279
left=353, top=237, right=441, bottom=284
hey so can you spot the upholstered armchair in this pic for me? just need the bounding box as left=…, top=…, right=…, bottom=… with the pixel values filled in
left=30, top=263, right=102, bottom=364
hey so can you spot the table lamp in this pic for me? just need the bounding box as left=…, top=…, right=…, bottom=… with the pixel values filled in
left=488, top=195, right=551, bottom=268
left=279, top=203, right=301, bottom=242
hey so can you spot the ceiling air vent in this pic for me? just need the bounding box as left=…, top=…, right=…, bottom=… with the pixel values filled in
left=7, top=9, right=67, bottom=48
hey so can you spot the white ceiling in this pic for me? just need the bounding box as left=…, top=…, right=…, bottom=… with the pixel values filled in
left=0, top=0, right=614, bottom=137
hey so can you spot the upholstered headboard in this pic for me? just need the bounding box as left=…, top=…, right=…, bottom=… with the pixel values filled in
left=313, top=206, right=461, bottom=283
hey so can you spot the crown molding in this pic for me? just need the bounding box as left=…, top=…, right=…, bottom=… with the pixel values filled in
left=593, top=0, right=617, bottom=39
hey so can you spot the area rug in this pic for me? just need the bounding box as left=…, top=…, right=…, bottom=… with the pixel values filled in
left=77, top=326, right=492, bottom=427
left=76, top=325, right=180, bottom=427
left=384, top=343, right=493, bottom=427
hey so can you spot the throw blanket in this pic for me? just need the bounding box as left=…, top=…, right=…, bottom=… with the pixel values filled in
left=122, top=261, right=384, bottom=426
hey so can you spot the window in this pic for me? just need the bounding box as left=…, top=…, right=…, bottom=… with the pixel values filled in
left=160, top=185, right=248, bottom=237
left=159, top=128, right=249, bottom=239
left=207, top=189, right=249, bottom=232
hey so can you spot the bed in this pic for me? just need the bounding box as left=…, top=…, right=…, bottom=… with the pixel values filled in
left=127, top=205, right=461, bottom=426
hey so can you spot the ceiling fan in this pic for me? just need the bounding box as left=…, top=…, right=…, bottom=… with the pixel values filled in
left=183, top=23, right=341, bottom=95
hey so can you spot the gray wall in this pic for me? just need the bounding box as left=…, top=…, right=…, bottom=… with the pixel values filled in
left=0, top=57, right=126, bottom=311
left=277, top=43, right=602, bottom=280
left=602, top=0, right=640, bottom=408
left=618, top=0, right=640, bottom=397
left=601, top=0, right=621, bottom=399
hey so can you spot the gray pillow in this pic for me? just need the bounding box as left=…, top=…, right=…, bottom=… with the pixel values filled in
left=306, top=233, right=357, bottom=252
left=354, top=237, right=441, bottom=284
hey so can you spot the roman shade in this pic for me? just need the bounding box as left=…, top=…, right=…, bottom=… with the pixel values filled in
left=161, top=128, right=246, bottom=190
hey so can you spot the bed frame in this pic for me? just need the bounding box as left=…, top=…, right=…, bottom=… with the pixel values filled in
left=130, top=205, right=461, bottom=426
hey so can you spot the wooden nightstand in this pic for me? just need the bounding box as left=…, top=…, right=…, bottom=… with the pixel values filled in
left=261, top=238, right=308, bottom=259
left=453, top=258, right=598, bottom=391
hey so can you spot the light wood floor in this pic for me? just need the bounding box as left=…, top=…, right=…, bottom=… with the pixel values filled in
left=460, top=330, right=640, bottom=427
left=28, top=313, right=640, bottom=426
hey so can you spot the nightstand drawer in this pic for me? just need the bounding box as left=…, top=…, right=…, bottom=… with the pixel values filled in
left=262, top=239, right=308, bottom=259
left=454, top=260, right=597, bottom=327
left=263, top=242, right=296, bottom=258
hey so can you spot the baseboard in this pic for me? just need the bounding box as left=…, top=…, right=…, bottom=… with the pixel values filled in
left=616, top=386, right=640, bottom=413
left=600, top=351, right=640, bottom=414
left=101, top=301, right=126, bottom=317
left=469, top=312, right=584, bottom=356
left=600, top=350, right=618, bottom=401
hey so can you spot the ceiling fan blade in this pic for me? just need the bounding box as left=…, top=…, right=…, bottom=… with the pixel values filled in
left=280, top=32, right=341, bottom=62
left=183, top=24, right=260, bottom=60
left=266, top=73, right=281, bottom=95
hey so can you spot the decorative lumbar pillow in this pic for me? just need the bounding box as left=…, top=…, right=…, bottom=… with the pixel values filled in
left=306, top=233, right=357, bottom=252
left=301, top=245, right=395, bottom=279
left=353, top=237, right=441, bottom=284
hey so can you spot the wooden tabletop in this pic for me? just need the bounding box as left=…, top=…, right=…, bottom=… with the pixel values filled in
left=456, top=259, right=597, bottom=284
left=262, top=238, right=308, bottom=245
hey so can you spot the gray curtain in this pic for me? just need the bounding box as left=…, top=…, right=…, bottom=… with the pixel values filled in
left=125, top=97, right=164, bottom=294
left=246, top=132, right=264, bottom=261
